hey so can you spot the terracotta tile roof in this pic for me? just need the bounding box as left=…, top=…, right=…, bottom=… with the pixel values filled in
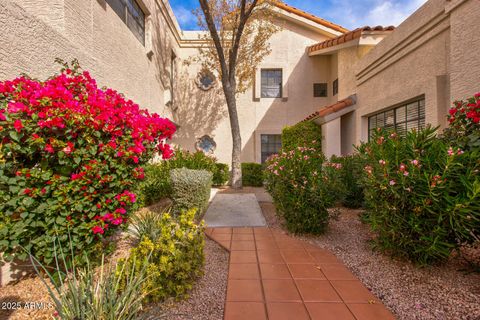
left=303, top=96, right=356, bottom=122
left=308, top=26, right=395, bottom=53
left=273, top=1, right=349, bottom=34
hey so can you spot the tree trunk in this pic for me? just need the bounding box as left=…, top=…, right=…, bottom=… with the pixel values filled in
left=223, top=84, right=243, bottom=189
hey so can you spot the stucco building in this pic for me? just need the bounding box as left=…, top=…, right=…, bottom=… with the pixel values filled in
left=1, top=0, right=479, bottom=164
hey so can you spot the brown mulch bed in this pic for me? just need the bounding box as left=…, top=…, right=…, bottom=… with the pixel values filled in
left=260, top=201, right=480, bottom=320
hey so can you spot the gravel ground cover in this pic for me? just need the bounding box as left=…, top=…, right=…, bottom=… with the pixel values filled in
left=140, top=238, right=228, bottom=320
left=260, top=201, right=480, bottom=320
left=0, top=199, right=229, bottom=320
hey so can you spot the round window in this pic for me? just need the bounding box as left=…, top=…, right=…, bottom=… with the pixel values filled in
left=196, top=69, right=216, bottom=91
left=195, top=135, right=216, bottom=154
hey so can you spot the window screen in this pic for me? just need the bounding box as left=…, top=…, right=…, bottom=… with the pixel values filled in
left=368, top=98, right=426, bottom=139
left=313, top=83, right=327, bottom=97
left=106, top=0, right=145, bottom=45
left=261, top=69, right=282, bottom=98
left=261, top=134, right=282, bottom=163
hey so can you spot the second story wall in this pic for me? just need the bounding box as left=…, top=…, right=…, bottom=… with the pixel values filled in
left=0, top=0, right=180, bottom=117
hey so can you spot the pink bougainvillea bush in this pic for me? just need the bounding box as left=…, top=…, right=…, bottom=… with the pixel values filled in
left=0, top=61, right=175, bottom=265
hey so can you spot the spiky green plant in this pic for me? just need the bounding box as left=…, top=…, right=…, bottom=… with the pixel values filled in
left=29, top=237, right=149, bottom=320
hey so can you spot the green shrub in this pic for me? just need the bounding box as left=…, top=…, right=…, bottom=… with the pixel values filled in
left=264, top=147, right=342, bottom=234
left=241, top=163, right=264, bottom=186
left=443, top=93, right=480, bottom=151
left=170, top=168, right=212, bottom=216
left=136, top=164, right=172, bottom=207
left=119, top=208, right=204, bottom=302
left=213, top=163, right=230, bottom=186
left=281, top=121, right=322, bottom=151
left=167, top=148, right=227, bottom=186
left=0, top=62, right=175, bottom=266
left=359, top=126, right=480, bottom=265
left=330, top=154, right=365, bottom=208
left=31, top=240, right=148, bottom=320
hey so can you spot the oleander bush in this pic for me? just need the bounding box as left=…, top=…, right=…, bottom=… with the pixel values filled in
left=264, top=146, right=342, bottom=234
left=0, top=60, right=175, bottom=265
left=330, top=154, right=365, bottom=208
left=359, top=126, right=480, bottom=265
left=170, top=168, right=212, bottom=216
left=241, top=163, right=264, bottom=186
left=281, top=121, right=322, bottom=151
left=119, top=208, right=204, bottom=302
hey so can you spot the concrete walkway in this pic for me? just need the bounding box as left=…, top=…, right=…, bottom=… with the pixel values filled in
left=204, top=193, right=267, bottom=227
left=206, top=227, right=396, bottom=320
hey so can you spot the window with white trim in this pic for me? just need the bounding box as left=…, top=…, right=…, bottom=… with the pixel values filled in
left=368, top=98, right=426, bottom=139
left=106, top=0, right=145, bottom=45
left=261, top=69, right=282, bottom=98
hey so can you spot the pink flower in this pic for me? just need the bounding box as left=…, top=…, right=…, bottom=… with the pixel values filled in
left=403, top=171, right=409, bottom=176
left=111, top=218, right=123, bottom=225
left=410, top=159, right=419, bottom=167
left=389, top=180, right=396, bottom=186
left=63, top=142, right=74, bottom=154
left=92, top=226, right=104, bottom=235
left=45, top=144, right=54, bottom=153
left=8, top=102, right=27, bottom=113
left=448, top=147, right=454, bottom=156
left=13, top=119, right=23, bottom=132
left=379, top=160, right=386, bottom=166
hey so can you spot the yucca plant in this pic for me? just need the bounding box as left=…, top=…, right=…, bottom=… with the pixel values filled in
left=29, top=236, right=149, bottom=320
left=128, top=208, right=169, bottom=242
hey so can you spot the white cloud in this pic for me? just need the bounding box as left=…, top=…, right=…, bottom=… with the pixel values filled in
left=172, top=6, right=197, bottom=29
left=322, top=0, right=428, bottom=29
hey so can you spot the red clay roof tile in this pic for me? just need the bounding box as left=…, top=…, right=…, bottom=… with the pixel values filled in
left=302, top=96, right=356, bottom=122
left=307, top=26, right=395, bottom=53
left=273, top=1, right=349, bottom=34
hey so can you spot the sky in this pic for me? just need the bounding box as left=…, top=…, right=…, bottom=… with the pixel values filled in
left=169, top=0, right=428, bottom=31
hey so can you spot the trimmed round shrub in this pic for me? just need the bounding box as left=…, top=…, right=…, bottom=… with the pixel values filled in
left=0, top=61, right=175, bottom=265
left=241, top=162, right=264, bottom=186
left=264, top=147, right=341, bottom=234
left=167, top=148, right=227, bottom=186
left=359, top=126, right=480, bottom=265
left=170, top=168, right=212, bottom=216
left=281, top=121, right=322, bottom=151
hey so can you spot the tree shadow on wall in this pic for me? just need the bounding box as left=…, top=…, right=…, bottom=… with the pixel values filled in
left=172, top=71, right=227, bottom=149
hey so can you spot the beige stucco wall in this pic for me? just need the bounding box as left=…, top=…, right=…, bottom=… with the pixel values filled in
left=173, top=18, right=337, bottom=165
left=0, top=0, right=179, bottom=118
left=353, top=0, right=479, bottom=145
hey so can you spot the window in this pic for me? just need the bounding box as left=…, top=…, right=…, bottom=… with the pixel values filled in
left=368, top=98, right=425, bottom=139
left=313, top=83, right=328, bottom=97
left=195, top=135, right=216, bottom=154
left=333, top=79, right=338, bottom=96
left=261, top=134, right=282, bottom=163
left=196, top=68, right=216, bottom=91
left=106, top=0, right=145, bottom=45
left=261, top=69, right=282, bottom=98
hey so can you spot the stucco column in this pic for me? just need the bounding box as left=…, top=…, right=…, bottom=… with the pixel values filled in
left=321, top=118, right=341, bottom=158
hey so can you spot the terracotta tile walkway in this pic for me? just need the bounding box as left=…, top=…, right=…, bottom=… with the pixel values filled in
left=206, top=226, right=396, bottom=320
